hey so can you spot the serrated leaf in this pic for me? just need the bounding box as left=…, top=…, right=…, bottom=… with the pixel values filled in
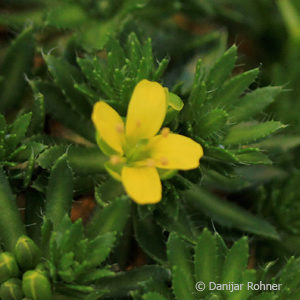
left=133, top=209, right=167, bottom=263
left=32, top=81, right=95, bottom=141
left=86, top=232, right=116, bottom=268
left=195, top=109, right=228, bottom=138
left=156, top=206, right=196, bottom=243
left=230, top=86, right=282, bottom=123
left=153, top=57, right=170, bottom=81
left=7, top=113, right=32, bottom=151
left=0, top=28, right=34, bottom=112
left=58, top=218, right=84, bottom=255
left=205, top=146, right=239, bottom=163
left=194, top=229, right=220, bottom=293
left=235, top=150, right=272, bottom=165
left=212, top=68, right=259, bottom=107
left=251, top=293, right=277, bottom=300
left=86, top=196, right=130, bottom=238
left=223, top=121, right=286, bottom=145
left=222, top=237, right=249, bottom=286
left=0, top=168, right=25, bottom=250
left=37, top=145, right=67, bottom=169
left=46, top=154, right=73, bottom=229
left=167, top=233, right=194, bottom=300
left=143, top=292, right=167, bottom=300
left=58, top=252, right=74, bottom=271
left=0, top=114, right=6, bottom=160
left=183, top=183, right=279, bottom=239
left=23, top=146, right=35, bottom=188
left=28, top=92, right=45, bottom=134
left=250, top=135, right=300, bottom=152
left=206, top=45, right=237, bottom=90
left=80, top=269, right=114, bottom=283
left=68, top=146, right=107, bottom=174
left=44, top=54, right=91, bottom=117
left=38, top=145, right=107, bottom=174
left=227, top=269, right=256, bottom=300
left=95, top=179, right=124, bottom=206
left=94, top=266, right=169, bottom=298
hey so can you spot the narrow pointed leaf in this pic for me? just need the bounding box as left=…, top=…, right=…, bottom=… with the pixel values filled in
left=230, top=86, right=282, bottom=123
left=167, top=233, right=194, bottom=300
left=223, top=121, right=286, bottom=145
left=86, top=196, right=130, bottom=238
left=206, top=45, right=237, bottom=90
left=212, top=68, right=259, bottom=107
left=46, top=154, right=73, bottom=229
left=0, top=168, right=25, bottom=251
left=183, top=183, right=279, bottom=239
left=0, top=28, right=34, bottom=113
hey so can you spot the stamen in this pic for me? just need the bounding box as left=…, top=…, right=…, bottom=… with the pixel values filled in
left=115, top=123, right=124, bottom=133
left=110, top=155, right=122, bottom=165
left=146, top=159, right=156, bottom=167
left=136, top=120, right=141, bottom=128
left=160, top=157, right=168, bottom=166
left=161, top=127, right=170, bottom=138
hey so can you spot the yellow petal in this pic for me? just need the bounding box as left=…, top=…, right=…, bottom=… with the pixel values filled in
left=125, top=80, right=167, bottom=143
left=149, top=133, right=203, bottom=170
left=92, top=101, right=124, bottom=154
left=121, top=166, right=162, bottom=204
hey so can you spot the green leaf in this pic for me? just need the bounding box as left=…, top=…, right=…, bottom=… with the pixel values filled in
left=183, top=183, right=279, bottom=239
left=68, top=146, right=107, bottom=174
left=156, top=206, right=197, bottom=243
left=206, top=45, right=237, bottom=90
left=204, top=146, right=239, bottom=163
left=32, top=81, right=95, bottom=141
left=94, top=266, right=169, bottom=298
left=194, top=229, right=220, bottom=293
left=46, top=4, right=88, bottom=29
left=0, top=28, right=35, bottom=113
left=28, top=92, right=45, bottom=134
left=195, top=109, right=228, bottom=138
left=230, top=86, right=282, bottom=123
left=133, top=209, right=167, bottom=263
left=37, top=145, right=67, bottom=169
left=227, top=269, right=256, bottom=300
left=153, top=57, right=170, bottom=81
left=86, top=196, right=131, bottom=238
left=168, top=92, right=184, bottom=111
left=45, top=154, right=73, bottom=229
left=85, top=232, right=116, bottom=268
left=80, top=269, right=114, bottom=283
left=211, top=68, right=259, bottom=107
left=23, top=146, right=35, bottom=188
left=77, top=20, right=117, bottom=51
left=250, top=135, right=300, bottom=152
left=7, top=113, right=32, bottom=151
left=251, top=293, right=277, bottom=300
left=44, top=54, right=91, bottom=118
left=57, top=217, right=84, bottom=255
left=0, top=114, right=6, bottom=160
left=167, top=233, right=194, bottom=300
left=222, top=237, right=249, bottom=293
left=0, top=168, right=25, bottom=251
left=235, top=149, right=272, bottom=165
left=223, top=121, right=286, bottom=145
left=143, top=292, right=167, bottom=300
left=38, top=145, right=107, bottom=174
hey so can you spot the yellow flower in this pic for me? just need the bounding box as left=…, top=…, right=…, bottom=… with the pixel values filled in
left=92, top=79, right=203, bottom=204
